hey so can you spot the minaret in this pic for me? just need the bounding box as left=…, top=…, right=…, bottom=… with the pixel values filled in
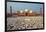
left=10, top=6, right=12, bottom=16
left=40, top=8, right=42, bottom=16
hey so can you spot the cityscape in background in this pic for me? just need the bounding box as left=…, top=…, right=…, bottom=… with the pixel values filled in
left=7, top=2, right=43, bottom=17
left=7, top=6, right=43, bottom=17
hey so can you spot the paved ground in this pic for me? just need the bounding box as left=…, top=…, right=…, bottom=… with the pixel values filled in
left=7, top=16, right=43, bottom=30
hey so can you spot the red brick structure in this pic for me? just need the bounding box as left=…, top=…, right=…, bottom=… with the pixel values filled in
left=7, top=9, right=41, bottom=17
left=14, top=12, right=39, bottom=16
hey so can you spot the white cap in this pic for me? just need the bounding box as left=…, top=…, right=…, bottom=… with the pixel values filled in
left=25, top=9, right=28, bottom=12
left=29, top=10, right=32, bottom=13
left=20, top=10, right=23, bottom=13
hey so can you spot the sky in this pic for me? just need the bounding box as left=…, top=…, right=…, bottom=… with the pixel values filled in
left=7, top=2, right=43, bottom=13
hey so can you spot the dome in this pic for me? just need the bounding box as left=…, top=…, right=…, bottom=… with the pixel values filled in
left=25, top=9, right=28, bottom=12
left=29, top=10, right=32, bottom=13
left=20, top=10, right=23, bottom=13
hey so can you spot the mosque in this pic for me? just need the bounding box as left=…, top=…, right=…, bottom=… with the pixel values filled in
left=7, top=6, right=43, bottom=17
left=15, top=9, right=37, bottom=16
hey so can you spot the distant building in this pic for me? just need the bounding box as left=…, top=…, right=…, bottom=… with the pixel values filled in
left=7, top=9, right=41, bottom=17
left=15, top=9, right=37, bottom=16
left=10, top=6, right=12, bottom=16
left=40, top=8, right=43, bottom=16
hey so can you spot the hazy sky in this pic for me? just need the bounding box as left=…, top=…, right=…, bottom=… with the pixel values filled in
left=7, top=2, right=43, bottom=13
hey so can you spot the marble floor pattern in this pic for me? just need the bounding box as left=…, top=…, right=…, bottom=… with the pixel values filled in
left=7, top=16, right=43, bottom=30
